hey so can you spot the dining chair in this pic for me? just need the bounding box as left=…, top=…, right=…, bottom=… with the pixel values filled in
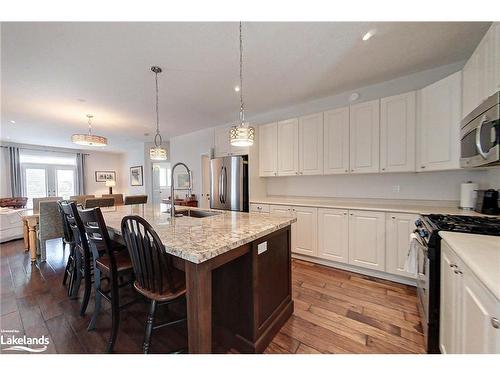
left=79, top=206, right=135, bottom=353
left=57, top=200, right=77, bottom=295
left=37, top=200, right=64, bottom=262
left=121, top=215, right=187, bottom=354
left=102, top=193, right=124, bottom=206
left=33, top=196, right=62, bottom=214
left=84, top=197, right=115, bottom=209
left=58, top=201, right=94, bottom=316
left=70, top=194, right=95, bottom=206
left=124, top=195, right=148, bottom=205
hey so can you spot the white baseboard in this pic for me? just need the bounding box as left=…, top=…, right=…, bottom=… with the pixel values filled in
left=292, top=253, right=417, bottom=287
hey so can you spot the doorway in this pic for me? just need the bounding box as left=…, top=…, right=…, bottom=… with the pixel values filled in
left=151, top=162, right=171, bottom=206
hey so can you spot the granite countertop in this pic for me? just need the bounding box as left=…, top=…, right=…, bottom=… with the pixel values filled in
left=101, top=204, right=296, bottom=264
left=250, top=196, right=496, bottom=216
left=439, top=231, right=500, bottom=300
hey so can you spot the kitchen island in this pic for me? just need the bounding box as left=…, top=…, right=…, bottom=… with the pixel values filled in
left=101, top=204, right=296, bottom=353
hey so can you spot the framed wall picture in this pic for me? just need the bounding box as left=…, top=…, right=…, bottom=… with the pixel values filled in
left=130, top=166, right=144, bottom=186
left=95, top=171, right=116, bottom=182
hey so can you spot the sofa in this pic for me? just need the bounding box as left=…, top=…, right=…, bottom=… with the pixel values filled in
left=0, top=207, right=25, bottom=243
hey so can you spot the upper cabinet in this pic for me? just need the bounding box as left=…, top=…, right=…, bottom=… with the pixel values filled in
left=380, top=92, right=416, bottom=173
left=299, top=113, right=324, bottom=175
left=323, top=107, right=350, bottom=174
left=417, top=71, right=462, bottom=171
left=259, top=122, right=278, bottom=176
left=462, top=23, right=500, bottom=119
left=214, top=125, right=248, bottom=157
left=277, top=118, right=299, bottom=176
left=349, top=99, right=380, bottom=173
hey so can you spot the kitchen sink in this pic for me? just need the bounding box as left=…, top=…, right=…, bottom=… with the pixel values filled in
left=176, top=209, right=222, bottom=218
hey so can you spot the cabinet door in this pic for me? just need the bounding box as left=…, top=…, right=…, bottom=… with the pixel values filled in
left=417, top=71, right=461, bottom=171
left=440, top=241, right=462, bottom=354
left=460, top=268, right=500, bottom=354
left=291, top=206, right=318, bottom=257
left=380, top=92, right=416, bottom=172
left=249, top=203, right=270, bottom=213
left=323, top=107, right=350, bottom=174
left=259, top=122, right=278, bottom=176
left=385, top=213, right=419, bottom=279
left=318, top=208, right=348, bottom=263
left=462, top=55, right=479, bottom=119
left=349, top=100, right=380, bottom=173
left=299, top=113, right=323, bottom=175
left=348, top=210, right=385, bottom=271
left=494, top=23, right=500, bottom=94
left=277, top=118, right=299, bottom=176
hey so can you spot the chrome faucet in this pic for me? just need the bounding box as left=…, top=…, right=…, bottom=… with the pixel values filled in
left=170, top=162, right=191, bottom=218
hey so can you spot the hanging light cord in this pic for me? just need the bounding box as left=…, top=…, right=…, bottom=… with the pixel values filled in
left=154, top=70, right=162, bottom=147
left=87, top=115, right=93, bottom=136
left=239, top=21, right=245, bottom=125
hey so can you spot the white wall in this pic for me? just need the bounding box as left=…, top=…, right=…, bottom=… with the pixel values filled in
left=169, top=128, right=214, bottom=199
left=266, top=170, right=494, bottom=201
left=123, top=143, right=147, bottom=196
left=0, top=147, right=11, bottom=197
left=85, top=151, right=125, bottom=196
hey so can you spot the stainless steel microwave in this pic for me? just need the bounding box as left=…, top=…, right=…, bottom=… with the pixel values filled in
left=460, top=91, right=500, bottom=168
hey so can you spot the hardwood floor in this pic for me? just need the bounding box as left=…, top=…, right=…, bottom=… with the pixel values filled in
left=0, top=239, right=425, bottom=354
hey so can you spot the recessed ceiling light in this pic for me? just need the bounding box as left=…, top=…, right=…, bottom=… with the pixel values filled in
left=10, top=120, right=16, bottom=124
left=77, top=98, right=86, bottom=102
left=362, top=29, right=376, bottom=41
left=234, top=86, right=240, bottom=92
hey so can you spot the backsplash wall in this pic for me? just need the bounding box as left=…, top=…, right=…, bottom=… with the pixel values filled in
left=265, top=169, right=497, bottom=201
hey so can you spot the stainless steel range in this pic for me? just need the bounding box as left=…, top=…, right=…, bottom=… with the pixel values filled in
left=414, top=214, right=500, bottom=353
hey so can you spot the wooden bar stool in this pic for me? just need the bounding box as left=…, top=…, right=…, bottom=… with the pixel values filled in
left=121, top=215, right=187, bottom=354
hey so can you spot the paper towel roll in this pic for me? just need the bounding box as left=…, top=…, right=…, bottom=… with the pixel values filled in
left=460, top=182, right=478, bottom=209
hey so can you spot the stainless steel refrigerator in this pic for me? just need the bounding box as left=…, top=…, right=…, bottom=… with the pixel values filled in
left=210, top=155, right=249, bottom=212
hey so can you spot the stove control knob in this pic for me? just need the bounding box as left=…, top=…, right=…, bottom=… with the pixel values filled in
left=415, top=219, right=423, bottom=228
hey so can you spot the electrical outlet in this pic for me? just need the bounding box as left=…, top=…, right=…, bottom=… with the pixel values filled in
left=392, top=185, right=400, bottom=193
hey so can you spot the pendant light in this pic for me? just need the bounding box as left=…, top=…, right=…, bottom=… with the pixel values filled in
left=71, top=114, right=108, bottom=147
left=230, top=22, right=255, bottom=147
left=149, top=66, right=168, bottom=160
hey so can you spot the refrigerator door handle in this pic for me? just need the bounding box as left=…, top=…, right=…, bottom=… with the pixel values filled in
left=223, top=166, right=228, bottom=204
left=219, top=166, right=224, bottom=203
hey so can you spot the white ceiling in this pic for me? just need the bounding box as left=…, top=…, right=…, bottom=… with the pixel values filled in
left=0, top=22, right=491, bottom=152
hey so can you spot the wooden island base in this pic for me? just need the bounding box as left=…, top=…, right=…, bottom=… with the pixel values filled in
left=180, top=226, right=293, bottom=353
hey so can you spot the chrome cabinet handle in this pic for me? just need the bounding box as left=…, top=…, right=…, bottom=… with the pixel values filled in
left=491, top=317, right=500, bottom=329
left=453, top=269, right=463, bottom=275
left=450, top=264, right=458, bottom=268
left=475, top=115, right=489, bottom=159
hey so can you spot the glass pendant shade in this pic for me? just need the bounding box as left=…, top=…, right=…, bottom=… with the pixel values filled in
left=149, top=146, right=168, bottom=160
left=71, top=134, right=108, bottom=147
left=230, top=124, right=255, bottom=147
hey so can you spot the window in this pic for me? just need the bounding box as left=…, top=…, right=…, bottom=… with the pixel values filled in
left=158, top=166, right=171, bottom=188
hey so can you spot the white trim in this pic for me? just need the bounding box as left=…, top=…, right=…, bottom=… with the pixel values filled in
left=292, top=253, right=417, bottom=286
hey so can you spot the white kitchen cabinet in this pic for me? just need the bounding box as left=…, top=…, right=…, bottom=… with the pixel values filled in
left=348, top=210, right=385, bottom=271
left=259, top=122, right=278, bottom=176
left=385, top=213, right=419, bottom=279
left=299, top=113, right=323, bottom=175
left=277, top=118, right=299, bottom=176
left=416, top=71, right=461, bottom=171
left=323, top=107, right=350, bottom=174
left=249, top=203, right=270, bottom=213
left=291, top=206, right=318, bottom=257
left=318, top=208, right=349, bottom=264
left=440, top=241, right=462, bottom=354
left=349, top=100, right=380, bottom=173
left=380, top=92, right=416, bottom=173
left=462, top=23, right=500, bottom=119
left=269, top=204, right=292, bottom=216
left=440, top=240, right=500, bottom=354
left=214, top=125, right=248, bottom=157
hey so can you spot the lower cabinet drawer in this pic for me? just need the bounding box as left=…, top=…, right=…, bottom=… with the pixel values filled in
left=249, top=203, right=270, bottom=213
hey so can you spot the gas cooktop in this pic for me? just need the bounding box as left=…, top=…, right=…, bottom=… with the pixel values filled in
left=424, top=214, right=500, bottom=236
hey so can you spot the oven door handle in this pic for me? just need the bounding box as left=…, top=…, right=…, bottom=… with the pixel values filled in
left=475, top=115, right=489, bottom=159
